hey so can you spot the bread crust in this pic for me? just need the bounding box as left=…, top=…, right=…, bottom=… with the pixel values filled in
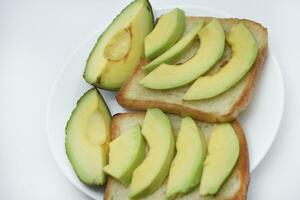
left=116, top=18, right=268, bottom=123
left=230, top=121, right=250, bottom=200
left=117, top=62, right=223, bottom=122
left=104, top=113, right=249, bottom=200
left=224, top=44, right=268, bottom=122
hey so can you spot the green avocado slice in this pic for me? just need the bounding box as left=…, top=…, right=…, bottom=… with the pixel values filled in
left=199, top=123, right=239, bottom=195
left=184, top=23, right=258, bottom=100
left=103, top=124, right=145, bottom=186
left=83, top=0, right=154, bottom=90
left=143, top=20, right=204, bottom=72
left=129, top=108, right=175, bottom=198
left=167, top=117, right=207, bottom=199
left=140, top=19, right=225, bottom=90
left=144, top=8, right=186, bottom=60
left=65, top=88, right=111, bottom=185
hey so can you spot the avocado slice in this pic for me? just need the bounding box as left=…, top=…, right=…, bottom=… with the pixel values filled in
left=65, top=88, right=111, bottom=185
left=103, top=124, right=145, bottom=186
left=130, top=108, right=175, bottom=198
left=144, top=8, right=186, bottom=60
left=83, top=0, right=154, bottom=90
left=143, top=20, right=204, bottom=72
left=184, top=23, right=258, bottom=100
left=167, top=117, right=207, bottom=199
left=140, top=19, right=225, bottom=90
left=200, top=123, right=239, bottom=195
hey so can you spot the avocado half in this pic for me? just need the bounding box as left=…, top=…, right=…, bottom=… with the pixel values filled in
left=83, top=0, right=154, bottom=90
left=65, top=88, right=111, bottom=185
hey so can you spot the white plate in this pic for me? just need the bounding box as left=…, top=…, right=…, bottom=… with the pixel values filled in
left=46, top=7, right=284, bottom=200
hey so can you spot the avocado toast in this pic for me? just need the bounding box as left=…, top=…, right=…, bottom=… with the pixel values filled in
left=104, top=112, right=249, bottom=200
left=117, top=17, right=267, bottom=122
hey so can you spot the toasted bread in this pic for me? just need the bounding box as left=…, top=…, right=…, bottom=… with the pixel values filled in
left=104, top=112, right=249, bottom=200
left=116, top=17, right=268, bottom=122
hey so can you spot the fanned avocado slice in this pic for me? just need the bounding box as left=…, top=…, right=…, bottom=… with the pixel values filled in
left=200, top=123, right=239, bottom=195
left=129, top=108, right=175, bottom=198
left=65, top=88, right=111, bottom=185
left=167, top=117, right=207, bottom=199
left=83, top=0, right=154, bottom=90
left=103, top=124, right=145, bottom=186
left=144, top=8, right=186, bottom=60
left=143, top=20, right=204, bottom=72
left=140, top=19, right=225, bottom=90
left=184, top=23, right=258, bottom=100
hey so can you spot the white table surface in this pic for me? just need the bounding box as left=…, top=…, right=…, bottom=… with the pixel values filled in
left=0, top=0, right=299, bottom=199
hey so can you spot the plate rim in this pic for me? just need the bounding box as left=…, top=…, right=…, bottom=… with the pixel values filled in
left=248, top=53, right=285, bottom=171
left=45, top=6, right=285, bottom=200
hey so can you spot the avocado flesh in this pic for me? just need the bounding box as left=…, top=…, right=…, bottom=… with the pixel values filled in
left=143, top=21, right=204, bottom=72
left=103, top=28, right=132, bottom=61
left=65, top=88, right=111, bottom=185
left=184, top=23, right=258, bottom=100
left=83, top=0, right=154, bottom=90
left=144, top=8, right=186, bottom=60
left=167, top=117, right=207, bottom=199
left=199, top=123, right=239, bottom=195
left=103, top=124, right=145, bottom=186
left=140, top=19, right=225, bottom=90
left=130, top=108, right=175, bottom=198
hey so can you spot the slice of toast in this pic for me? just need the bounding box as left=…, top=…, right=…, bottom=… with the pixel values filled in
left=116, top=17, right=268, bottom=122
left=104, top=112, right=249, bottom=200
